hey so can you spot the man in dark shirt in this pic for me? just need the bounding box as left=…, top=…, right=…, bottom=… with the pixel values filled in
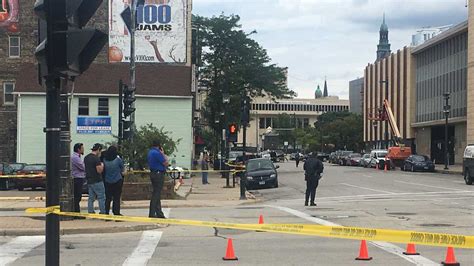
left=303, top=152, right=324, bottom=206
left=147, top=140, right=169, bottom=218
left=84, top=143, right=106, bottom=214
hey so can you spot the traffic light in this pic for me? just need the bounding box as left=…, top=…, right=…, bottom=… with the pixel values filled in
left=122, top=120, right=133, bottom=140
left=241, top=96, right=251, bottom=124
left=34, top=0, right=107, bottom=79
left=123, top=85, right=136, bottom=118
left=228, top=123, right=238, bottom=143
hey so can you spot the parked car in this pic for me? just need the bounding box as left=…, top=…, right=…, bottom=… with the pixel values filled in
left=0, top=163, right=16, bottom=190
left=463, top=145, right=474, bottom=185
left=368, top=150, right=388, bottom=168
left=244, top=158, right=279, bottom=190
left=315, top=152, right=328, bottom=162
left=329, top=152, right=337, bottom=164
left=359, top=154, right=371, bottom=167
left=345, top=153, right=362, bottom=166
left=338, top=151, right=353, bottom=165
left=275, top=150, right=286, bottom=162
left=290, top=152, right=303, bottom=160
left=8, top=163, right=26, bottom=173
left=16, top=164, right=47, bottom=191
left=402, top=155, right=435, bottom=172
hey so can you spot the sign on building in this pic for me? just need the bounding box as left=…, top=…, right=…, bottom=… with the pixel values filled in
left=108, top=0, right=187, bottom=63
left=0, top=0, right=20, bottom=33
left=77, top=117, right=112, bottom=134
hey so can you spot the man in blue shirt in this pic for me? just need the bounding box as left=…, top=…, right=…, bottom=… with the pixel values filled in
left=147, top=140, right=169, bottom=218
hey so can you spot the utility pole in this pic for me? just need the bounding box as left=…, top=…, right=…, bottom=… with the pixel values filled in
left=59, top=79, right=73, bottom=217
left=443, top=92, right=451, bottom=170
left=381, top=80, right=389, bottom=149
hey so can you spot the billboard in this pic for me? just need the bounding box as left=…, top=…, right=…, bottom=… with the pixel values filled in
left=77, top=117, right=112, bottom=134
left=0, top=0, right=20, bottom=33
left=109, top=0, right=187, bottom=63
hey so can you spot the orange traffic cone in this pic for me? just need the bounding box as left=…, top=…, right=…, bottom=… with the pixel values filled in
left=403, top=243, right=420, bottom=255
left=258, top=215, right=264, bottom=224
left=222, top=238, right=238, bottom=261
left=441, top=247, right=460, bottom=266
left=384, top=162, right=388, bottom=171
left=355, top=240, right=372, bottom=261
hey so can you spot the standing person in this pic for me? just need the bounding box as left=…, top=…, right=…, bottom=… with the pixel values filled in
left=295, top=152, right=301, bottom=167
left=303, top=152, right=324, bottom=206
left=147, top=140, right=169, bottom=218
left=84, top=143, right=106, bottom=214
left=103, top=146, right=125, bottom=216
left=71, top=143, right=85, bottom=213
left=201, top=154, right=210, bottom=185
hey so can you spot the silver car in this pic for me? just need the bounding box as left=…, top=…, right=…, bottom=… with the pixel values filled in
left=359, top=154, right=371, bottom=167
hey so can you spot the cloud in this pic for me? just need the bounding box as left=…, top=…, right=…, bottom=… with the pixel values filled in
left=192, top=0, right=468, bottom=100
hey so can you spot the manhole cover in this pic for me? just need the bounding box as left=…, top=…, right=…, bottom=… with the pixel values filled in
left=386, top=212, right=417, bottom=216
left=418, top=223, right=455, bottom=227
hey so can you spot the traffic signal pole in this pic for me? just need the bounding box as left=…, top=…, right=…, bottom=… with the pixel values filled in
left=45, top=77, right=61, bottom=266
left=59, top=78, right=73, bottom=218
left=129, top=0, right=137, bottom=139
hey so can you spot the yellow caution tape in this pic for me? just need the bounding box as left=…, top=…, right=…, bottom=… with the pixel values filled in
left=0, top=174, right=46, bottom=179
left=25, top=206, right=474, bottom=249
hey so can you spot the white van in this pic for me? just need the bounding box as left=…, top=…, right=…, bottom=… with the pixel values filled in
left=463, top=145, right=474, bottom=185
left=369, top=150, right=388, bottom=168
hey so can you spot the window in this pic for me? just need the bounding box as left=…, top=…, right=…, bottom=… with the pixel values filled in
left=78, top=98, right=89, bottom=116
left=3, top=82, right=15, bottom=105
left=98, top=98, right=109, bottom=116
left=259, top=118, right=265, bottom=129
left=265, top=117, right=272, bottom=128
left=8, top=36, right=20, bottom=58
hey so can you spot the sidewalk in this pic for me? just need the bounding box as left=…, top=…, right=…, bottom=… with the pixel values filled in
left=435, top=164, right=463, bottom=175
left=0, top=172, right=260, bottom=236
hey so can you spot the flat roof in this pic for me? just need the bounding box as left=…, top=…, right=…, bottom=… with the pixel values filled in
left=411, top=20, right=468, bottom=55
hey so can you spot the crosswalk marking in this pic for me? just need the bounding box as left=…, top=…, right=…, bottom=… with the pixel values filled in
left=0, top=236, right=45, bottom=266
left=122, top=230, right=163, bottom=266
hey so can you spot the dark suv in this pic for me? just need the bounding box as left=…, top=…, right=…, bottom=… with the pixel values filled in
left=463, top=145, right=474, bottom=185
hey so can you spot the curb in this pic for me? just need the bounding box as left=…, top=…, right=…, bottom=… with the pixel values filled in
left=1, top=224, right=166, bottom=237
left=435, top=169, right=463, bottom=175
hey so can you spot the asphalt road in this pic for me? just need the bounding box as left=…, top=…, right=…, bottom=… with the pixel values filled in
left=1, top=162, right=473, bottom=265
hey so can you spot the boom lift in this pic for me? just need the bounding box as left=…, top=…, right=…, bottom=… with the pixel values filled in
left=368, top=99, right=412, bottom=169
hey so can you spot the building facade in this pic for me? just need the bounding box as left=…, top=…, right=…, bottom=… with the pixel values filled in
left=241, top=96, right=349, bottom=150
left=364, top=47, right=415, bottom=150
left=1, top=0, right=195, bottom=168
left=349, top=77, right=363, bottom=114
left=411, top=25, right=452, bottom=47
left=411, top=22, right=468, bottom=164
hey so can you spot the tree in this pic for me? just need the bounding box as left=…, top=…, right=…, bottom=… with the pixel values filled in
left=117, top=124, right=181, bottom=170
left=193, top=14, right=296, bottom=150
left=315, top=112, right=364, bottom=152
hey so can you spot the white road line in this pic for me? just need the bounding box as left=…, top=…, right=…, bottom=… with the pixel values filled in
left=268, top=205, right=438, bottom=266
left=122, top=230, right=163, bottom=266
left=313, top=196, right=474, bottom=204
left=453, top=181, right=466, bottom=184
left=394, top=180, right=465, bottom=191
left=340, top=183, right=398, bottom=194
left=276, top=190, right=474, bottom=203
left=0, top=236, right=45, bottom=265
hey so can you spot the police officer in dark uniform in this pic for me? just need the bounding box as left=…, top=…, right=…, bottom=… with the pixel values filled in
left=303, top=152, right=324, bottom=206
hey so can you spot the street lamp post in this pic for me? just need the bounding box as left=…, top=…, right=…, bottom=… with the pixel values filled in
left=380, top=80, right=389, bottom=149
left=373, top=121, right=379, bottom=149
left=222, top=92, right=231, bottom=188
left=443, top=92, right=451, bottom=170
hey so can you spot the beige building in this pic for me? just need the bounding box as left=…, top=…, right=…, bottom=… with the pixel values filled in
left=239, top=96, right=349, bottom=150
left=363, top=47, right=416, bottom=150
left=468, top=4, right=474, bottom=146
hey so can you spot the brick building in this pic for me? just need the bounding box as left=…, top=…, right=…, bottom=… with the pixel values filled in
left=0, top=0, right=194, bottom=167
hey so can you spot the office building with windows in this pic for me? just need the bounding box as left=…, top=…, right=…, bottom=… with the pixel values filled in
left=240, top=96, right=349, bottom=151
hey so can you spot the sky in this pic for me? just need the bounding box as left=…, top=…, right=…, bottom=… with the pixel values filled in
left=192, top=0, right=468, bottom=100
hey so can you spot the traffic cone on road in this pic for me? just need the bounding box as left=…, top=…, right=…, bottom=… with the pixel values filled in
left=222, top=238, right=238, bottom=261
left=403, top=243, right=420, bottom=255
left=384, top=162, right=388, bottom=171
left=258, top=215, right=264, bottom=224
left=355, top=240, right=372, bottom=261
left=441, top=247, right=460, bottom=266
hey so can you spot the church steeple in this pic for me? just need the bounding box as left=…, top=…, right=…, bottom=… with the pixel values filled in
left=376, top=13, right=391, bottom=61
left=323, top=77, right=328, bottom=97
